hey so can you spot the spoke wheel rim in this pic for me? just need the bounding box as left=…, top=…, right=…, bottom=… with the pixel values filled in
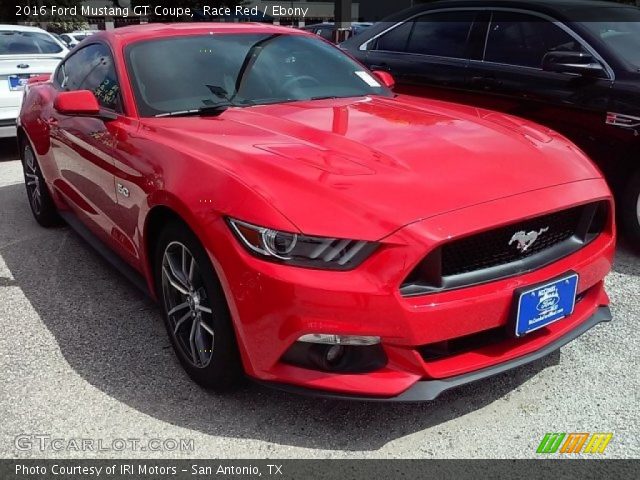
left=161, top=241, right=215, bottom=368
left=23, top=147, right=42, bottom=216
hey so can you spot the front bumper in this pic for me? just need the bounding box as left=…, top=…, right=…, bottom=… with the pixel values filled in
left=256, top=306, right=612, bottom=401
left=204, top=179, right=615, bottom=400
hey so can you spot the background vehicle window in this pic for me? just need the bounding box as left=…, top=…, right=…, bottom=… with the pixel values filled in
left=406, top=12, right=476, bottom=58
left=61, top=44, right=122, bottom=112
left=0, top=30, right=63, bottom=55
left=317, top=29, right=334, bottom=41
left=484, top=12, right=585, bottom=68
left=579, top=7, right=640, bottom=69
left=372, top=21, right=413, bottom=52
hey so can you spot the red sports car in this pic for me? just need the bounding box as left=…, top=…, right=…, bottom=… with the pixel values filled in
left=17, top=23, right=615, bottom=401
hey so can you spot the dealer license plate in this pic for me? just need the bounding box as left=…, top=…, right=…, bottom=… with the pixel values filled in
left=514, top=273, right=579, bottom=337
left=8, top=74, right=30, bottom=91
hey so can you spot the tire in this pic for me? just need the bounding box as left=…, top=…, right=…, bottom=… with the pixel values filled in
left=621, top=171, right=640, bottom=245
left=154, top=220, right=243, bottom=390
left=20, top=140, right=62, bottom=227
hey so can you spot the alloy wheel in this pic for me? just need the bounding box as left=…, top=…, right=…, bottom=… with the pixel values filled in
left=23, top=147, right=42, bottom=216
left=161, top=241, right=215, bottom=368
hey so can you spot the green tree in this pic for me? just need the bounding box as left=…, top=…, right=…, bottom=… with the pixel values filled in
left=18, top=0, right=88, bottom=33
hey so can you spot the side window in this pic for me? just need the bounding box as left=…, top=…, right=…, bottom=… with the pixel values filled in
left=406, top=11, right=476, bottom=58
left=54, top=63, right=65, bottom=88
left=372, top=21, right=413, bottom=52
left=484, top=12, right=586, bottom=68
left=61, top=43, right=122, bottom=112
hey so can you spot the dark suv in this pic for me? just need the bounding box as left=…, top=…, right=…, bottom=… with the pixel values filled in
left=342, top=0, right=640, bottom=242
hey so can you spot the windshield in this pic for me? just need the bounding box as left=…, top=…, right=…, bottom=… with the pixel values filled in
left=126, top=33, right=392, bottom=117
left=0, top=30, right=63, bottom=55
left=580, top=8, right=640, bottom=69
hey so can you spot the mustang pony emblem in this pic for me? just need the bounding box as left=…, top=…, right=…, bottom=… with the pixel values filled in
left=509, top=227, right=549, bottom=252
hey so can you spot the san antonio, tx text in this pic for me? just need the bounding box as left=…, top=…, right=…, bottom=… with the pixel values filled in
left=16, top=463, right=284, bottom=476
left=15, top=4, right=310, bottom=19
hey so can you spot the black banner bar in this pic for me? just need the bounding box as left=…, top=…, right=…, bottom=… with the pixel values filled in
left=1, top=459, right=638, bottom=480
left=2, top=1, right=640, bottom=24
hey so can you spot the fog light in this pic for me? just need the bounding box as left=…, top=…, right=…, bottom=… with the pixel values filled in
left=297, top=334, right=380, bottom=346
left=325, top=345, right=345, bottom=365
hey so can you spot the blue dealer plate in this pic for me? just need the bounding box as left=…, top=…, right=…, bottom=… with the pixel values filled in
left=9, top=75, right=30, bottom=91
left=514, top=273, right=579, bottom=337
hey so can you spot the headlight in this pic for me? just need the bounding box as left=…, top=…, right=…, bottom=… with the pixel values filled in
left=227, top=218, right=377, bottom=270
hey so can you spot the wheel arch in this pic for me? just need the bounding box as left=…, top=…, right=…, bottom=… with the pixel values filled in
left=142, top=201, right=252, bottom=372
left=143, top=204, right=188, bottom=297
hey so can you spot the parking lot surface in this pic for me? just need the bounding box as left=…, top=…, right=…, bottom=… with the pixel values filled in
left=0, top=138, right=638, bottom=458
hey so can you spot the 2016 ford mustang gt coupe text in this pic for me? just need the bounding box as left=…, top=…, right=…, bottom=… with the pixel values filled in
left=17, top=23, right=615, bottom=401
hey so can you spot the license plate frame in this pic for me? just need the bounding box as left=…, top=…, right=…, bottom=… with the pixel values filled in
left=512, top=272, right=579, bottom=337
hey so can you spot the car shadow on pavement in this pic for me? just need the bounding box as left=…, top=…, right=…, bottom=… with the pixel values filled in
left=0, top=181, right=568, bottom=452
left=0, top=138, right=18, bottom=162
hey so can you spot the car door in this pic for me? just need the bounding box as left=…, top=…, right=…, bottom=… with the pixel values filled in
left=360, top=10, right=479, bottom=99
left=49, top=43, right=139, bottom=262
left=464, top=10, right=614, bottom=159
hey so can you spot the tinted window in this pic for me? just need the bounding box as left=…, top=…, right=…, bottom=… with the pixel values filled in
left=127, top=34, right=392, bottom=117
left=373, top=21, right=413, bottom=52
left=316, top=28, right=334, bottom=41
left=61, top=44, right=121, bottom=112
left=0, top=30, right=63, bottom=55
left=579, top=8, right=640, bottom=69
left=406, top=12, right=475, bottom=58
left=485, top=12, right=585, bottom=68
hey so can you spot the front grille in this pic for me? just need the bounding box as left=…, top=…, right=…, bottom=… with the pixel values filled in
left=442, top=207, right=582, bottom=277
left=0, top=119, right=16, bottom=128
left=401, top=201, right=608, bottom=296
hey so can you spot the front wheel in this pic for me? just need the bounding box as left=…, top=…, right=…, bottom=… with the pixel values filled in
left=154, top=221, right=243, bottom=390
left=621, top=171, right=640, bottom=245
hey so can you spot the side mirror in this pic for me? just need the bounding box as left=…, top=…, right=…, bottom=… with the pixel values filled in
left=54, top=90, right=103, bottom=117
left=542, top=51, right=605, bottom=77
left=372, top=70, right=395, bottom=89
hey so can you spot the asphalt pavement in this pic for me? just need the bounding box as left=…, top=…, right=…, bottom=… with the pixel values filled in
left=0, top=137, right=638, bottom=458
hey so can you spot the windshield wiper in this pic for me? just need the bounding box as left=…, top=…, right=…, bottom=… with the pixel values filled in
left=155, top=104, right=237, bottom=118
left=309, top=95, right=342, bottom=101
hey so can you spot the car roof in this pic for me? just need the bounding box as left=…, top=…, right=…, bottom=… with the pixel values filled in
left=96, top=22, right=303, bottom=46
left=0, top=24, right=50, bottom=33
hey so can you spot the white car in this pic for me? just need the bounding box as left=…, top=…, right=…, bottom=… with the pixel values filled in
left=0, top=25, right=68, bottom=138
left=59, top=30, right=97, bottom=48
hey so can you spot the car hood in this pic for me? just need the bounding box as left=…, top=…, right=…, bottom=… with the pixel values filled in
left=143, top=95, right=601, bottom=240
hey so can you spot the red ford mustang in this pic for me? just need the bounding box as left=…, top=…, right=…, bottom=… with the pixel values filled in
left=17, top=23, right=615, bottom=401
